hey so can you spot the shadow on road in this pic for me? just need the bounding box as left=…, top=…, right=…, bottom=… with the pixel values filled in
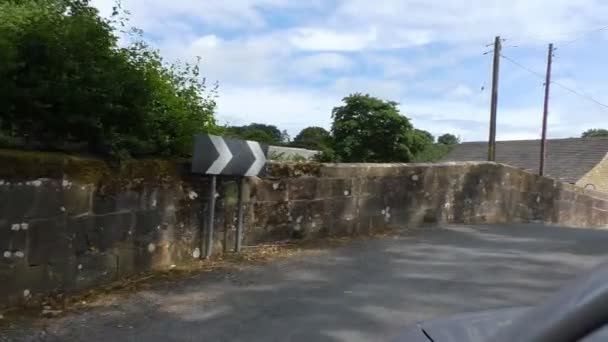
left=5, top=224, right=608, bottom=342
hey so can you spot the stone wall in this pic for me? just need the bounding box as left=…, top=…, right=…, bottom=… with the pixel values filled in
left=576, top=153, right=608, bottom=193
left=1, top=150, right=608, bottom=308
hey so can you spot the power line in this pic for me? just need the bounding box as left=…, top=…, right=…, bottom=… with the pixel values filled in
left=505, top=24, right=608, bottom=45
left=499, top=54, right=546, bottom=79
left=560, top=24, right=608, bottom=47
left=551, top=80, right=608, bottom=111
left=500, top=53, right=608, bottom=112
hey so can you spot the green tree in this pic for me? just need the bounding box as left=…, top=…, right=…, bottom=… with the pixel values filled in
left=410, top=129, right=434, bottom=155
left=438, top=133, right=460, bottom=145
left=292, top=126, right=331, bottom=150
left=0, top=0, right=217, bottom=158
left=414, top=129, right=434, bottom=143
left=280, top=129, right=291, bottom=144
left=226, top=123, right=285, bottom=145
left=582, top=129, right=608, bottom=138
left=330, top=94, right=419, bottom=162
left=240, top=129, right=275, bottom=145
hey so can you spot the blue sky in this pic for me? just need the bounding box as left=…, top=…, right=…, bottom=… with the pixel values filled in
left=92, top=0, right=608, bottom=142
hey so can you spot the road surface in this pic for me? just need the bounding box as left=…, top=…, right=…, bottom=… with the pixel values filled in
left=3, top=224, right=608, bottom=341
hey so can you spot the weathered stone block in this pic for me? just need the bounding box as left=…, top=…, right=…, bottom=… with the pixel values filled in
left=390, top=210, right=418, bottom=227
left=325, top=219, right=356, bottom=237
left=113, top=245, right=153, bottom=277
left=0, top=265, right=17, bottom=304
left=0, top=180, right=63, bottom=220
left=250, top=179, right=288, bottom=202
left=86, top=212, right=134, bottom=252
left=67, top=215, right=95, bottom=256
left=422, top=208, right=442, bottom=224
left=323, top=198, right=358, bottom=223
left=26, top=218, right=72, bottom=265
left=218, top=180, right=240, bottom=207
left=0, top=220, right=30, bottom=254
left=287, top=200, right=325, bottom=238
left=10, top=264, right=56, bottom=300
left=558, top=190, right=577, bottom=201
left=63, top=184, right=93, bottom=215
left=45, top=256, right=78, bottom=293
left=71, top=252, right=118, bottom=291
left=119, top=189, right=145, bottom=210
left=134, top=210, right=163, bottom=246
left=93, top=189, right=142, bottom=215
left=92, top=193, right=117, bottom=214
left=288, top=201, right=312, bottom=224
left=0, top=219, right=11, bottom=251
left=358, top=196, right=386, bottom=217
left=351, top=178, right=374, bottom=197
left=287, top=177, right=318, bottom=200
left=137, top=188, right=159, bottom=211
left=380, top=177, right=411, bottom=200
left=244, top=222, right=292, bottom=244
left=316, top=178, right=352, bottom=199
left=252, top=201, right=290, bottom=228
left=369, top=215, right=390, bottom=232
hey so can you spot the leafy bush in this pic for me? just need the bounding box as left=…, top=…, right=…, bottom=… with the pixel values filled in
left=0, top=0, right=218, bottom=158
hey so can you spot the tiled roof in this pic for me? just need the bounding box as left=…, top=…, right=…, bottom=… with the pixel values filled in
left=441, top=138, right=608, bottom=183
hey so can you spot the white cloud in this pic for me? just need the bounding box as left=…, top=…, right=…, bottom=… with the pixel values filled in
left=449, top=85, right=475, bottom=98
left=288, top=27, right=378, bottom=51
left=290, top=53, right=354, bottom=78
left=368, top=55, right=418, bottom=78
left=333, top=0, right=608, bottom=45
left=93, top=0, right=318, bottom=30
left=330, top=77, right=408, bottom=100
left=193, top=35, right=220, bottom=49
left=286, top=26, right=433, bottom=51
left=158, top=33, right=291, bottom=86
left=89, top=0, right=608, bottom=142
left=216, top=87, right=338, bottom=135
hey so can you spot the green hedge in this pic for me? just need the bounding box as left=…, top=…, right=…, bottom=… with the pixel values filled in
left=0, top=0, right=218, bottom=158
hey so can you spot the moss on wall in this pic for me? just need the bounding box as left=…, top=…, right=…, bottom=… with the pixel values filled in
left=265, top=162, right=322, bottom=178
left=0, top=149, right=186, bottom=189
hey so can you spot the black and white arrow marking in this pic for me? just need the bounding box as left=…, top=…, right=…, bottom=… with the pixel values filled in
left=206, top=135, right=232, bottom=175
left=191, top=134, right=268, bottom=177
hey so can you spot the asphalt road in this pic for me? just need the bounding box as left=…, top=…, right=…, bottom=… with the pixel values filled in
left=3, top=224, right=608, bottom=342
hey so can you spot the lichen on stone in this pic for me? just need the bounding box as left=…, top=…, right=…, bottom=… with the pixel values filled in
left=265, top=162, right=322, bottom=178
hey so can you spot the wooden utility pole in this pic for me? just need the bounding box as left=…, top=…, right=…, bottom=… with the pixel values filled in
left=539, top=43, right=553, bottom=176
left=488, top=36, right=501, bottom=161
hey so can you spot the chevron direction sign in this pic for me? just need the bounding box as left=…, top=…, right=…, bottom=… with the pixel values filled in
left=191, top=134, right=269, bottom=176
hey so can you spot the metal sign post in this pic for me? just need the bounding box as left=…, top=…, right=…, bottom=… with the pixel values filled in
left=235, top=177, right=246, bottom=253
left=205, top=175, right=217, bottom=259
left=191, top=134, right=267, bottom=258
